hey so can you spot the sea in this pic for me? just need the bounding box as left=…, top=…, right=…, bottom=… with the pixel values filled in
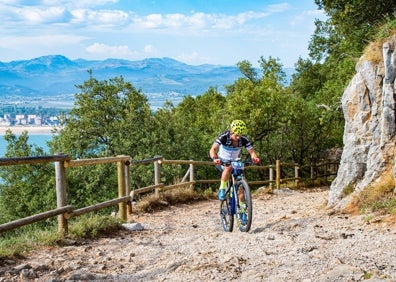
left=0, top=134, right=52, bottom=157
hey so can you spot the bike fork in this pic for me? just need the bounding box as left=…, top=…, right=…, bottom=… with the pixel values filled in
left=230, top=184, right=237, bottom=214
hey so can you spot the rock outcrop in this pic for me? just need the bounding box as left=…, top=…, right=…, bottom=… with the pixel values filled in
left=328, top=35, right=396, bottom=207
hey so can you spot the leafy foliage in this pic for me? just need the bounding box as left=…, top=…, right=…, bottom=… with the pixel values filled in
left=313, top=0, right=396, bottom=61
left=0, top=131, right=55, bottom=224
left=50, top=72, right=153, bottom=158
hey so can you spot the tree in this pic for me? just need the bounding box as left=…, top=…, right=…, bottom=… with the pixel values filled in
left=312, top=0, right=396, bottom=62
left=0, top=131, right=54, bottom=224
left=289, top=57, right=326, bottom=100
left=50, top=73, right=153, bottom=159
left=224, top=56, right=343, bottom=167
left=48, top=73, right=154, bottom=209
left=315, top=0, right=396, bottom=35
left=236, top=60, right=258, bottom=84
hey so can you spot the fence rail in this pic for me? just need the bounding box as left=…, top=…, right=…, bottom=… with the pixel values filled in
left=0, top=155, right=338, bottom=235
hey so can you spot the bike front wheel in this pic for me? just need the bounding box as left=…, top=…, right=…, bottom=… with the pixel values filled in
left=220, top=190, right=234, bottom=232
left=236, top=180, right=252, bottom=232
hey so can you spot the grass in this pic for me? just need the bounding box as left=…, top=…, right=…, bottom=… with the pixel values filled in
left=373, top=18, right=396, bottom=41
left=344, top=172, right=396, bottom=218
left=0, top=225, right=60, bottom=258
left=362, top=41, right=385, bottom=65
left=0, top=214, right=121, bottom=258
left=67, top=214, right=122, bottom=239
left=341, top=183, right=355, bottom=198
left=362, top=18, right=396, bottom=65
left=359, top=173, right=395, bottom=214
left=132, top=186, right=213, bottom=213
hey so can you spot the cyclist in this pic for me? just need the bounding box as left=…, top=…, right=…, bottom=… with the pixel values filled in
left=209, top=120, right=259, bottom=221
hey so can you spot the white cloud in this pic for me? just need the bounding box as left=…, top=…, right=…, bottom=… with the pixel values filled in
left=18, top=6, right=68, bottom=24
left=0, top=0, right=19, bottom=4
left=143, top=44, right=155, bottom=54
left=43, top=0, right=118, bottom=9
left=132, top=9, right=283, bottom=32
left=70, top=9, right=129, bottom=27
left=266, top=3, right=290, bottom=13
left=141, top=12, right=259, bottom=30
left=138, top=13, right=163, bottom=28
left=187, top=12, right=207, bottom=28
left=1, top=1, right=291, bottom=34
left=86, top=42, right=134, bottom=57
left=0, top=1, right=322, bottom=66
left=176, top=51, right=210, bottom=65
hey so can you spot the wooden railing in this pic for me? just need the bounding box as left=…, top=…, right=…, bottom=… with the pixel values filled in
left=0, top=155, right=338, bottom=235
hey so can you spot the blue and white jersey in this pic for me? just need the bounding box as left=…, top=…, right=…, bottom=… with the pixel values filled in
left=214, top=130, right=253, bottom=161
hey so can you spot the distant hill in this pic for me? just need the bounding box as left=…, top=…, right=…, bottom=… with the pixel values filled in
left=0, top=55, right=294, bottom=109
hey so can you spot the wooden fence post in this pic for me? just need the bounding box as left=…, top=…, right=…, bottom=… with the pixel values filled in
left=189, top=162, right=194, bottom=190
left=154, top=160, right=161, bottom=198
left=269, top=166, right=274, bottom=190
left=310, top=164, right=315, bottom=180
left=295, top=164, right=299, bottom=185
left=55, top=153, right=68, bottom=235
left=276, top=160, right=281, bottom=189
left=125, top=160, right=132, bottom=215
left=117, top=158, right=127, bottom=221
left=325, top=162, right=329, bottom=182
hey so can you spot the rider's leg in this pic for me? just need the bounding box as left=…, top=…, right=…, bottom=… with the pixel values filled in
left=238, top=186, right=247, bottom=223
left=218, top=166, right=232, bottom=200
left=221, top=166, right=232, bottom=182
left=238, top=187, right=245, bottom=204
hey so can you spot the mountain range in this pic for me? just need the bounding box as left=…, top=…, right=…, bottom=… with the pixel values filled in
left=0, top=55, right=294, bottom=109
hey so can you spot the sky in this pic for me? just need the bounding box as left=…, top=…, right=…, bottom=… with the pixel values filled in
left=0, top=0, right=327, bottom=68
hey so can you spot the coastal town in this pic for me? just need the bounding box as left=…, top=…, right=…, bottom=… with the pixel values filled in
left=0, top=113, right=59, bottom=127
left=0, top=113, right=60, bottom=135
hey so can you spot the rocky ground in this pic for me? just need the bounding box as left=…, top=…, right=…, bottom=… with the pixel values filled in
left=1, top=188, right=396, bottom=281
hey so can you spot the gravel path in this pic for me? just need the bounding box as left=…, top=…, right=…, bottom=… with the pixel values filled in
left=1, top=188, right=396, bottom=281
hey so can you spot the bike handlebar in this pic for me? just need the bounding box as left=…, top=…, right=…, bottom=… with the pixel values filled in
left=218, top=158, right=256, bottom=166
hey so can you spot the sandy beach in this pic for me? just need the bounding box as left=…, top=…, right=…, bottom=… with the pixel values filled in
left=0, top=126, right=58, bottom=135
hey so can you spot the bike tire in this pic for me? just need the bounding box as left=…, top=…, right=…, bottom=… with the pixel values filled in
left=220, top=190, right=234, bottom=232
left=237, top=180, right=252, bottom=232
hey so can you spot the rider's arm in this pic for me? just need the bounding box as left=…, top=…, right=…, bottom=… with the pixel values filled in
left=248, top=148, right=260, bottom=163
left=248, top=148, right=258, bottom=159
left=209, top=143, right=219, bottom=160
left=242, top=136, right=259, bottom=163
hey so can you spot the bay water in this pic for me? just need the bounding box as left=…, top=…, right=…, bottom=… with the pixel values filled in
left=0, top=134, right=52, bottom=157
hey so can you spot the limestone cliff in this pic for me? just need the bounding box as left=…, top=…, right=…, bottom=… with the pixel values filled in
left=328, top=34, right=396, bottom=208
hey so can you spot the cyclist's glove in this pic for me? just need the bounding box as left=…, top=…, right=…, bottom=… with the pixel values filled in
left=253, top=157, right=260, bottom=164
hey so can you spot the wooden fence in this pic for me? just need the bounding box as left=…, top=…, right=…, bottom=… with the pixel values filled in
left=0, top=155, right=338, bottom=235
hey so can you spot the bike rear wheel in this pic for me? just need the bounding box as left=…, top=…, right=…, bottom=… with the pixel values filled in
left=236, top=180, right=252, bottom=232
left=220, top=188, right=234, bottom=232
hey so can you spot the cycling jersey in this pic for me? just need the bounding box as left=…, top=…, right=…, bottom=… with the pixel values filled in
left=214, top=130, right=253, bottom=161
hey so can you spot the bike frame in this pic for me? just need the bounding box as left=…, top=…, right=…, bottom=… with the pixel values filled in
left=227, top=160, right=245, bottom=215
left=220, top=158, right=253, bottom=232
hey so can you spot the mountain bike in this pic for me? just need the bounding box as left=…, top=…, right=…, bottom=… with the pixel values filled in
left=219, top=159, right=253, bottom=232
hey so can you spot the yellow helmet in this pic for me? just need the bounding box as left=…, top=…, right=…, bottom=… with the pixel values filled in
left=230, top=120, right=247, bottom=135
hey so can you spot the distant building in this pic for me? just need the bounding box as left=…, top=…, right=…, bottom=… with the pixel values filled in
left=27, top=114, right=37, bottom=124
left=34, top=117, right=42, bottom=125
left=0, top=118, right=11, bottom=126
left=0, top=113, right=59, bottom=127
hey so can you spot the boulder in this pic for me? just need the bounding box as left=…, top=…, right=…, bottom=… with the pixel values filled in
left=329, top=34, right=396, bottom=208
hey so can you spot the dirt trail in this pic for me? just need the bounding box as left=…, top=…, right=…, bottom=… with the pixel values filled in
left=1, top=188, right=396, bottom=281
